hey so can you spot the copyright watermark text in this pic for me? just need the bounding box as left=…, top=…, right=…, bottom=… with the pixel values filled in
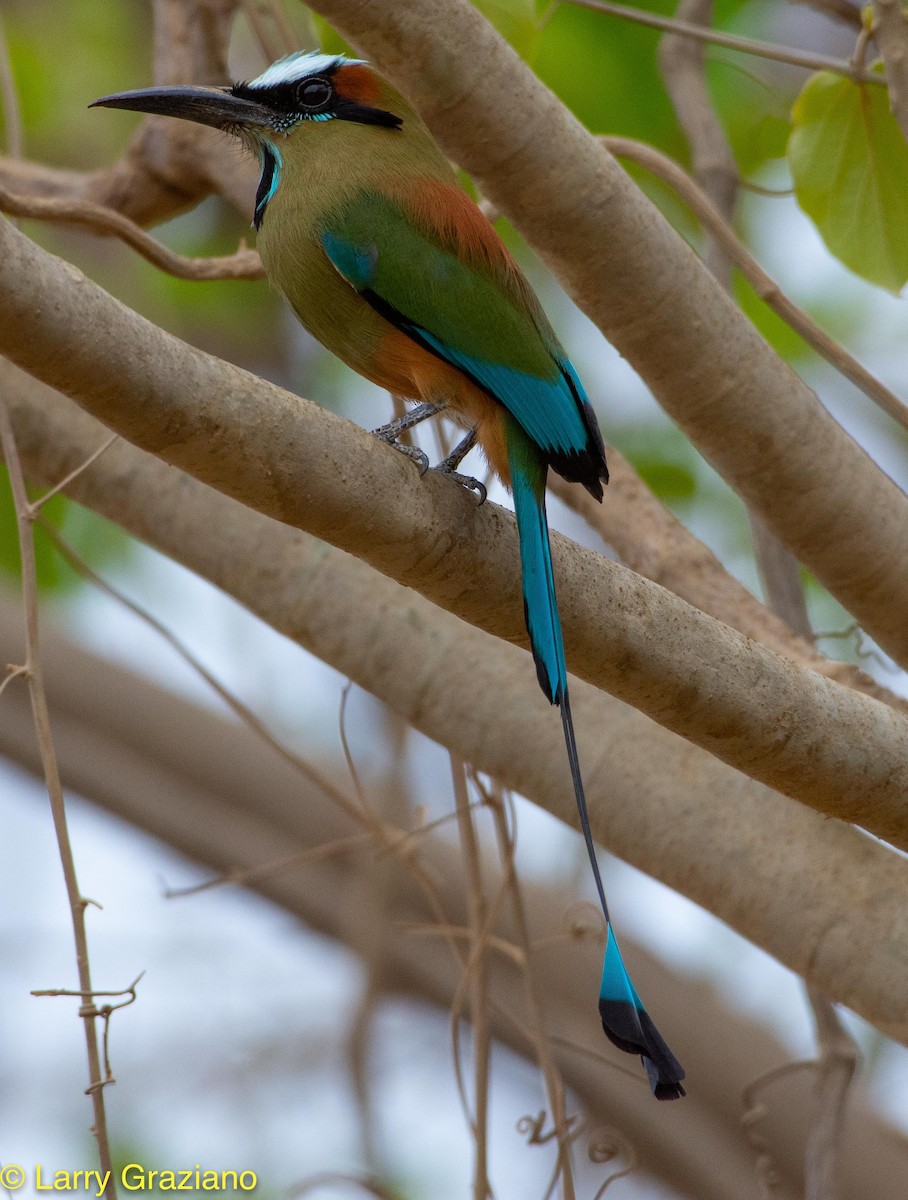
left=0, top=1165, right=257, bottom=1194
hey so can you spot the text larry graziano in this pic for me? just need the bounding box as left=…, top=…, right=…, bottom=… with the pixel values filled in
left=35, top=1165, right=257, bottom=1193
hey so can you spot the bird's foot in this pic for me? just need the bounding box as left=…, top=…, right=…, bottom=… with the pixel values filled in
left=432, top=427, right=486, bottom=504
left=371, top=401, right=445, bottom=442
left=372, top=401, right=446, bottom=476
left=373, top=432, right=430, bottom=475
left=432, top=463, right=487, bottom=504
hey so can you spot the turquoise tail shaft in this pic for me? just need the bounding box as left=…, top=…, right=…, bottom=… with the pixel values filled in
left=507, top=427, right=685, bottom=1101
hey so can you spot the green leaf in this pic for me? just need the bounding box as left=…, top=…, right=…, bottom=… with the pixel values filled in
left=788, top=70, right=908, bottom=293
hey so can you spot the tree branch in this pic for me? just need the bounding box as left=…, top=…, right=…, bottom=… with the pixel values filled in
left=2, top=221, right=908, bottom=843
left=0, top=230, right=907, bottom=843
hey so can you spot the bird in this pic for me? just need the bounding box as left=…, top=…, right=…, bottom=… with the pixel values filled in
left=92, top=50, right=685, bottom=1100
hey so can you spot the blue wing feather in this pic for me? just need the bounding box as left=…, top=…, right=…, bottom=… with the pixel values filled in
left=319, top=220, right=598, bottom=468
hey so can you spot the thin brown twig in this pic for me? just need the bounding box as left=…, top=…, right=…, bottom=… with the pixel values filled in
left=451, top=758, right=492, bottom=1200
left=482, top=778, right=578, bottom=1200
left=587, top=1125, right=637, bottom=1197
left=0, top=400, right=117, bottom=1198
left=164, top=832, right=374, bottom=897
left=568, top=0, right=885, bottom=83
left=0, top=662, right=28, bottom=698
left=0, top=186, right=264, bottom=281
left=803, top=989, right=859, bottom=1200
left=396, top=922, right=524, bottom=964
left=29, top=433, right=119, bottom=514
left=600, top=136, right=908, bottom=432
left=168, top=806, right=476, bottom=898
left=741, top=1060, right=821, bottom=1198
left=658, top=0, right=739, bottom=278
left=43, top=514, right=504, bottom=1045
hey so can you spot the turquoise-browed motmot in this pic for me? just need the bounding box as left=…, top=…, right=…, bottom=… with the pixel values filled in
left=93, top=51, right=685, bottom=1100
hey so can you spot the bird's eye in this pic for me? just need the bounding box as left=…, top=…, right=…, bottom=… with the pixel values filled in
left=296, top=77, right=332, bottom=110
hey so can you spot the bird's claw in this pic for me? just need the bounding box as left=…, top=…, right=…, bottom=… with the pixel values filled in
left=373, top=429, right=430, bottom=475
left=433, top=465, right=487, bottom=505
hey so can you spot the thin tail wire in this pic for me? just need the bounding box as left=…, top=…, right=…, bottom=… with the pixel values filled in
left=559, top=687, right=609, bottom=920
left=507, top=430, right=685, bottom=1099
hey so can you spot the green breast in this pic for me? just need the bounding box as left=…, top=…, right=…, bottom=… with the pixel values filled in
left=254, top=117, right=454, bottom=382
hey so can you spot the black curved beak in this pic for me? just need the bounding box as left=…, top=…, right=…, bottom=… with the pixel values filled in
left=90, top=85, right=274, bottom=134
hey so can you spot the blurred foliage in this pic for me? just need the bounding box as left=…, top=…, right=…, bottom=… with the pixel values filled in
left=620, top=432, right=698, bottom=506
left=789, top=68, right=908, bottom=293
left=0, top=468, right=133, bottom=593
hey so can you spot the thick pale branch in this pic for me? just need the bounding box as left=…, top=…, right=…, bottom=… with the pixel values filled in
left=0, top=231, right=907, bottom=843
left=304, top=0, right=908, bottom=669
left=5, top=372, right=908, bottom=1047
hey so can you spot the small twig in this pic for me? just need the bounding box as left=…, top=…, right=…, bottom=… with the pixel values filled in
left=34, top=970, right=144, bottom=1087
left=164, top=833, right=373, bottom=897
left=804, top=990, right=859, bottom=1200
left=29, top=433, right=119, bottom=514
left=396, top=921, right=524, bottom=964
left=517, top=1111, right=583, bottom=1200
left=567, top=0, right=886, bottom=83
left=0, top=662, right=28, bottom=698
left=601, top=136, right=908, bottom=432
left=451, top=757, right=492, bottom=1200
left=32, top=972, right=144, bottom=1001
left=659, top=0, right=739, bottom=278
left=814, top=622, right=897, bottom=672
left=587, top=1125, right=637, bottom=1197
left=0, top=399, right=117, bottom=1198
left=480, top=778, right=577, bottom=1200
left=37, top=521, right=504, bottom=1109
left=0, top=186, right=264, bottom=281
left=338, top=680, right=369, bottom=812
left=742, top=1060, right=821, bottom=1198
left=852, top=12, right=874, bottom=75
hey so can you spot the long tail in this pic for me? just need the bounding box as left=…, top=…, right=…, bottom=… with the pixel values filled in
left=507, top=432, right=685, bottom=1101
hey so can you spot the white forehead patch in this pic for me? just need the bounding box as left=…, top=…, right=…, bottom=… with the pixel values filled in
left=248, top=51, right=364, bottom=90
